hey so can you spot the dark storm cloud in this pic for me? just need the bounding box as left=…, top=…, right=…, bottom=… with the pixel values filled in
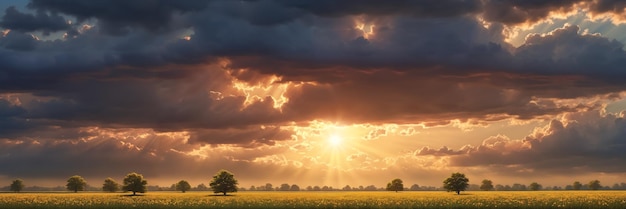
left=482, top=0, right=584, bottom=25
left=1, top=0, right=626, bottom=144
left=515, top=25, right=626, bottom=78
left=0, top=6, right=70, bottom=34
left=26, top=0, right=209, bottom=34
left=276, top=0, right=481, bottom=18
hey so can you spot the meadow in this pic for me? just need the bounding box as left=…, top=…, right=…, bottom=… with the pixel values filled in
left=0, top=191, right=625, bottom=209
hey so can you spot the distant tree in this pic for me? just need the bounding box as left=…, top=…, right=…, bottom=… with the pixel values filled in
left=102, top=178, right=119, bottom=192
left=290, top=184, right=300, bottom=191
left=495, top=184, right=505, bottom=191
left=10, top=179, right=24, bottom=192
left=197, top=183, right=208, bottom=191
left=342, top=185, right=351, bottom=191
left=176, top=180, right=191, bottom=193
left=123, top=172, right=148, bottom=195
left=588, top=180, right=601, bottom=190
left=313, top=186, right=321, bottom=191
left=265, top=183, right=273, bottom=191
left=322, top=186, right=330, bottom=191
left=573, top=181, right=582, bottom=190
left=613, top=183, right=621, bottom=190
left=210, top=170, right=238, bottom=195
left=249, top=185, right=256, bottom=191
left=409, top=184, right=420, bottom=191
left=443, top=172, right=469, bottom=195
left=529, top=182, right=542, bottom=191
left=512, top=183, right=526, bottom=191
left=480, top=179, right=494, bottom=191
left=386, top=178, right=404, bottom=192
left=364, top=185, right=377, bottom=191
left=565, top=185, right=573, bottom=190
left=66, top=175, right=87, bottom=193
left=279, top=183, right=290, bottom=191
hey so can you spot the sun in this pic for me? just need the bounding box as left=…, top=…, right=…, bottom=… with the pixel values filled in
left=328, top=135, right=343, bottom=147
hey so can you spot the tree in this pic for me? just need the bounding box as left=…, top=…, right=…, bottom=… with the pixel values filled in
left=573, top=181, right=582, bottom=190
left=529, top=182, right=542, bottom=191
left=386, top=178, right=404, bottom=192
left=66, top=175, right=87, bottom=193
left=343, top=185, right=352, bottom=191
left=443, top=172, right=469, bottom=195
left=102, top=178, right=119, bottom=192
left=123, top=172, right=148, bottom=195
left=10, top=179, right=24, bottom=193
left=209, top=170, right=238, bottom=195
left=280, top=183, right=290, bottom=191
left=588, top=180, right=601, bottom=190
left=176, top=180, right=191, bottom=193
left=410, top=184, right=420, bottom=191
left=290, top=184, right=300, bottom=191
left=480, top=179, right=494, bottom=191
left=197, top=183, right=208, bottom=191
left=265, top=183, right=273, bottom=191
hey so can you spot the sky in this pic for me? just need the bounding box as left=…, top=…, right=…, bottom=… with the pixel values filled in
left=1, top=0, right=626, bottom=189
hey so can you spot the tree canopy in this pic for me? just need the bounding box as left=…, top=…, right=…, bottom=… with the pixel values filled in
left=209, top=170, right=238, bottom=195
left=10, top=179, right=24, bottom=193
left=573, top=181, right=582, bottom=190
left=443, top=172, right=469, bottom=195
left=588, top=180, right=601, bottom=190
left=66, top=175, right=87, bottom=193
left=529, top=182, right=542, bottom=191
left=386, top=178, right=404, bottom=192
left=123, top=172, right=148, bottom=195
left=480, top=179, right=494, bottom=191
left=102, top=177, right=119, bottom=192
left=176, top=180, right=191, bottom=193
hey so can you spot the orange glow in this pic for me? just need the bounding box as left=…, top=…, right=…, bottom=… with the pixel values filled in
left=355, top=23, right=375, bottom=39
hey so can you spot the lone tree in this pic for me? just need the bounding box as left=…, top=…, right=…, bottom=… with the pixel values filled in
left=443, top=172, right=469, bottom=195
left=176, top=180, right=191, bottom=193
left=529, top=182, right=542, bottom=191
left=386, top=178, right=404, bottom=192
left=102, top=178, right=120, bottom=192
left=480, top=179, right=494, bottom=191
left=209, top=170, right=238, bottom=195
left=10, top=179, right=25, bottom=193
left=66, top=175, right=87, bottom=193
left=123, top=172, right=148, bottom=195
left=588, top=180, right=601, bottom=190
left=573, top=181, right=582, bottom=190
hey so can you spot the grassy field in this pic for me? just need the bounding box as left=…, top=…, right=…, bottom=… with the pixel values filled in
left=0, top=191, right=625, bottom=208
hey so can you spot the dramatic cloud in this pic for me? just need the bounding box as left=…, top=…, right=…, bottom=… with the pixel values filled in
left=419, top=110, right=626, bottom=174
left=1, top=1, right=626, bottom=187
left=0, top=6, right=70, bottom=34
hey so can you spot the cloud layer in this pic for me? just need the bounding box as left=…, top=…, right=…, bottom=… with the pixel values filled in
left=1, top=0, right=626, bottom=186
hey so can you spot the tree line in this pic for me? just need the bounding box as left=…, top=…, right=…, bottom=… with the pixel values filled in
left=6, top=171, right=625, bottom=194
left=6, top=170, right=239, bottom=195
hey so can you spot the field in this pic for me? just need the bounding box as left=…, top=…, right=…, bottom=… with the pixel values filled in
left=1, top=191, right=625, bottom=208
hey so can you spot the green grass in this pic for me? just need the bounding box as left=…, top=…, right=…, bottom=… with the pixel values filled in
left=0, top=191, right=625, bottom=208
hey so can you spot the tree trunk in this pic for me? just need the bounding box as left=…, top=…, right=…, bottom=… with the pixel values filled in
left=456, top=190, right=460, bottom=195
left=133, top=191, right=136, bottom=196
left=223, top=192, right=227, bottom=196
left=74, top=189, right=77, bottom=193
